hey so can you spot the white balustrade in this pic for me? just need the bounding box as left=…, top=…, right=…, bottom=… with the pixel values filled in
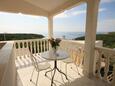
left=112, top=64, right=115, bottom=86
left=59, top=40, right=102, bottom=67
left=95, top=46, right=115, bottom=85
left=13, top=38, right=49, bottom=69
left=13, top=39, right=104, bottom=74
left=14, top=39, right=49, bottom=57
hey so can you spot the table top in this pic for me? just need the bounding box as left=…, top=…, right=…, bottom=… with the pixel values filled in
left=41, top=50, right=68, bottom=60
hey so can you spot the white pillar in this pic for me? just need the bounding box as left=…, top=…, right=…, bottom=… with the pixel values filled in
left=84, top=0, right=100, bottom=78
left=48, top=16, right=53, bottom=38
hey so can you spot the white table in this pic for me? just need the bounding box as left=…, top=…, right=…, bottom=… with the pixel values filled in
left=41, top=50, right=68, bottom=86
left=41, top=50, right=68, bottom=60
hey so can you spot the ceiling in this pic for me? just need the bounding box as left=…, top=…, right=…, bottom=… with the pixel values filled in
left=0, top=0, right=85, bottom=17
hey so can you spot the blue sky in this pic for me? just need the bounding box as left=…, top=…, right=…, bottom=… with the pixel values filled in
left=0, top=0, right=115, bottom=34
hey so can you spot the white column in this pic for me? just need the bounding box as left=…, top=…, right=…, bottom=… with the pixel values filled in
left=84, top=0, right=100, bottom=78
left=48, top=16, right=53, bottom=38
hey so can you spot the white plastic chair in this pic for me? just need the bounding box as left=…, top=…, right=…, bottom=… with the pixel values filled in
left=62, top=47, right=84, bottom=76
left=29, top=52, right=51, bottom=86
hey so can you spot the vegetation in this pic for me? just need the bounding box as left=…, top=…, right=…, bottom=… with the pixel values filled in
left=1, top=32, right=115, bottom=48
left=0, top=33, right=44, bottom=41
left=74, top=32, right=115, bottom=48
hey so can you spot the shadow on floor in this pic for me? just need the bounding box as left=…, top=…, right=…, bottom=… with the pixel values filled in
left=60, top=76, right=110, bottom=86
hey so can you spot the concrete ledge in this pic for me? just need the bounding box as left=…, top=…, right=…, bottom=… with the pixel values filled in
left=0, top=41, right=16, bottom=86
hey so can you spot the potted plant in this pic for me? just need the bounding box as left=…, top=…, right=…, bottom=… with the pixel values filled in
left=48, top=38, right=61, bottom=52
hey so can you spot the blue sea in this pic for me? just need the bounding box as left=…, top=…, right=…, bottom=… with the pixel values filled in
left=53, top=32, right=85, bottom=39
left=42, top=32, right=107, bottom=40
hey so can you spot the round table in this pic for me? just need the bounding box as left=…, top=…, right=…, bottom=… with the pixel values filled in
left=41, top=50, right=68, bottom=86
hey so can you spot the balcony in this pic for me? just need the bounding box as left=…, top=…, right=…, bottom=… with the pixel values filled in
left=0, top=39, right=115, bottom=86
left=0, top=0, right=115, bottom=86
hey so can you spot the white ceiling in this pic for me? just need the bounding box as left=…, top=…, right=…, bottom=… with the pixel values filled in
left=0, top=0, right=85, bottom=17
left=24, top=0, right=69, bottom=11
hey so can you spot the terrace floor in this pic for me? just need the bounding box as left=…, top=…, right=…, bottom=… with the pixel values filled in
left=17, top=60, right=109, bottom=86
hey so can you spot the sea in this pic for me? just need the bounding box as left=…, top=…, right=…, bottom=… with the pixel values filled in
left=42, top=32, right=108, bottom=40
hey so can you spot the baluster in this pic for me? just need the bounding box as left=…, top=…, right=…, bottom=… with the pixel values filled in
left=44, top=39, right=46, bottom=52
left=41, top=39, right=44, bottom=52
left=40, top=40, right=43, bottom=52
left=22, top=41, right=25, bottom=56
left=18, top=42, right=21, bottom=57
left=27, top=41, right=30, bottom=57
left=25, top=41, right=28, bottom=56
left=19, top=42, right=22, bottom=59
left=96, top=50, right=102, bottom=79
left=47, top=39, right=49, bottom=50
left=104, top=56, right=110, bottom=81
left=26, top=41, right=28, bottom=49
left=24, top=41, right=26, bottom=54
left=112, top=64, right=115, bottom=86
left=43, top=40, right=44, bottom=52
left=14, top=42, right=17, bottom=59
left=18, top=42, right=20, bottom=49
left=15, top=42, right=18, bottom=57
left=26, top=41, right=28, bottom=48
left=30, top=41, right=33, bottom=53
left=35, top=41, right=38, bottom=54
left=31, top=41, right=34, bottom=54
left=20, top=41, right=23, bottom=56
left=42, top=39, right=44, bottom=52
left=37, top=40, right=40, bottom=53
left=35, top=40, right=38, bottom=54
left=20, top=41, right=25, bottom=56
left=28, top=41, right=30, bottom=52
left=44, top=39, right=47, bottom=51
left=33, top=41, right=36, bottom=54
left=24, top=41, right=26, bottom=56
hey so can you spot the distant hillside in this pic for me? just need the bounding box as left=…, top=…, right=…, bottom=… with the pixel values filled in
left=0, top=33, right=44, bottom=41
left=74, top=32, right=115, bottom=48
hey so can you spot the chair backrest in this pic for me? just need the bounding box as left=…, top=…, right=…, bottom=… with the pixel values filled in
left=29, top=49, right=40, bottom=71
left=30, top=53, right=38, bottom=69
left=70, top=47, right=84, bottom=66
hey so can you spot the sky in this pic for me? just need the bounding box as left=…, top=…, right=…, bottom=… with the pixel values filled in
left=0, top=0, right=115, bottom=34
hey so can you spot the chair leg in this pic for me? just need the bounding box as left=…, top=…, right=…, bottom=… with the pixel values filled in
left=75, top=64, right=81, bottom=76
left=50, top=68, right=53, bottom=77
left=30, top=68, right=35, bottom=81
left=65, top=64, right=67, bottom=75
left=36, top=71, right=39, bottom=86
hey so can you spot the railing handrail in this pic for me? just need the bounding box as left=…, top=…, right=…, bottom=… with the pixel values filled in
left=62, top=40, right=85, bottom=45
left=95, top=46, right=115, bottom=54
left=14, top=38, right=47, bottom=42
left=0, top=41, right=16, bottom=86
